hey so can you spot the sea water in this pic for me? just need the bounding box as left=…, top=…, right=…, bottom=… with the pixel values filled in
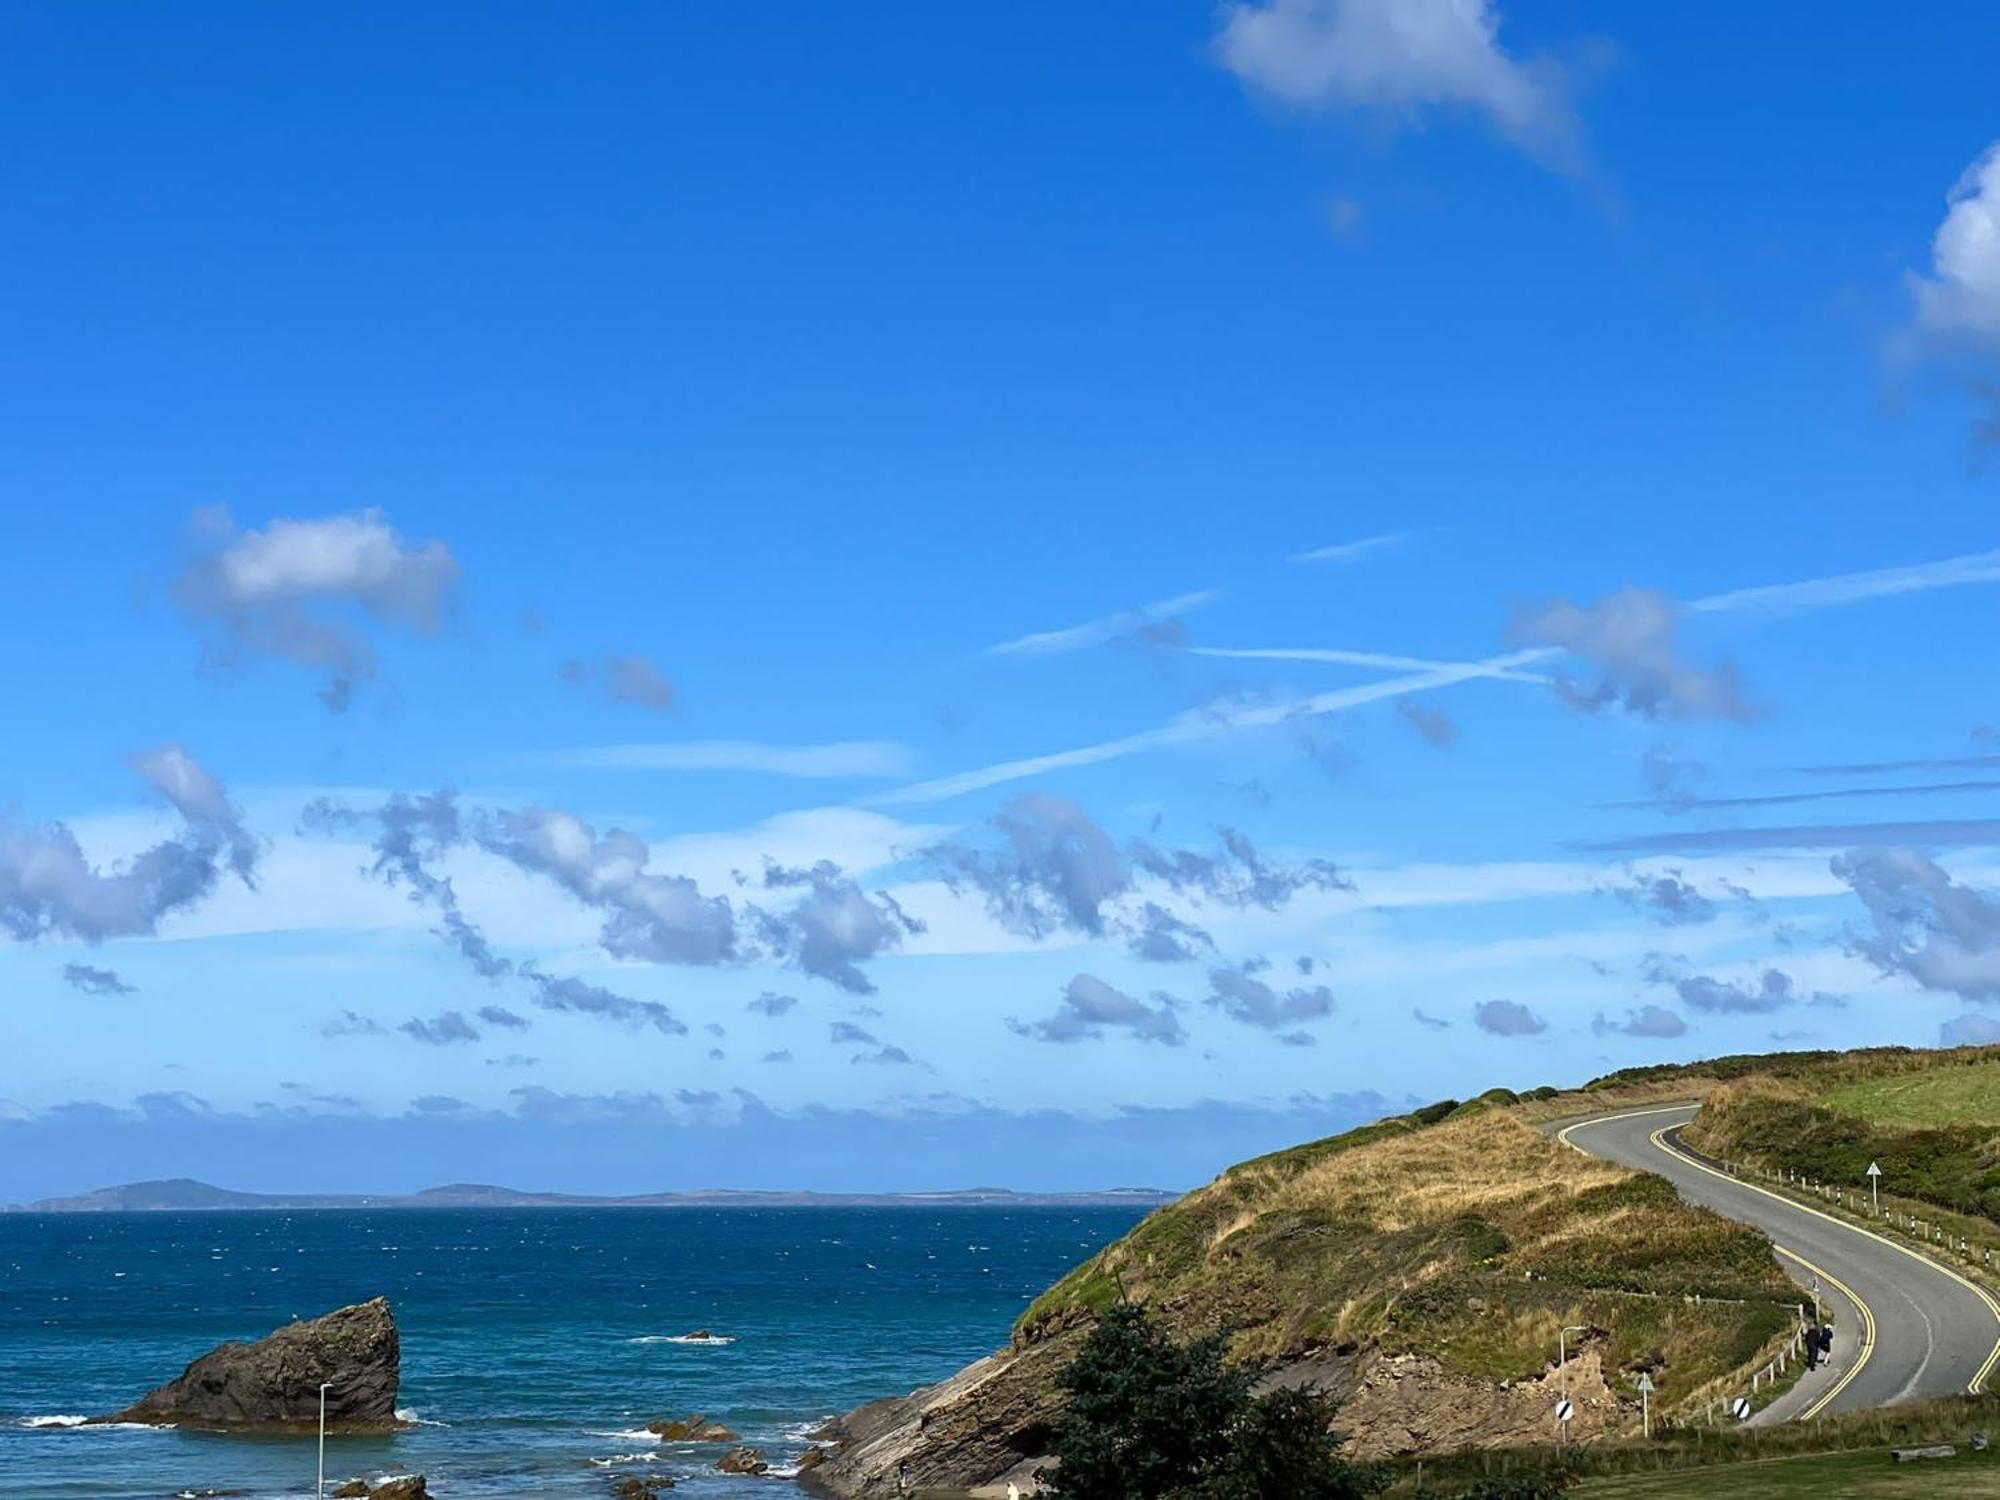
left=0, top=1206, right=1147, bottom=1498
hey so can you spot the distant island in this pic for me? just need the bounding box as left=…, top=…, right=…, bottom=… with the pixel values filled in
left=7, top=1177, right=1179, bottom=1213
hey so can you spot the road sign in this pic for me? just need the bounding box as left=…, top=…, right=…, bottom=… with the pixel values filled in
left=1867, top=1160, right=1883, bottom=1214
left=1636, top=1373, right=1655, bottom=1440
left=1731, top=1397, right=1752, bottom=1421
left=1635, top=1373, right=1655, bottom=1394
left=1555, top=1398, right=1574, bottom=1423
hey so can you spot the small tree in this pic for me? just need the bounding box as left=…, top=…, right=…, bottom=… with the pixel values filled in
left=1043, top=1305, right=1382, bottom=1500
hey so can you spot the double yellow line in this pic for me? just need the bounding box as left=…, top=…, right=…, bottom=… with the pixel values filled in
left=1555, top=1103, right=2000, bottom=1416
left=1772, top=1244, right=1873, bottom=1420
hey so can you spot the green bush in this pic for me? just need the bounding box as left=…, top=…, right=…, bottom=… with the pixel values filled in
left=1043, top=1304, right=1385, bottom=1500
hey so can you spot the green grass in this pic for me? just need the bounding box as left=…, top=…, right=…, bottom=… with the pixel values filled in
left=1571, top=1445, right=2000, bottom=1498
left=1825, top=1061, right=2000, bottom=1128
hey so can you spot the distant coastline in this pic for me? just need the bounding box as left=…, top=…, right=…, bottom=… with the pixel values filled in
left=6, top=1176, right=1180, bottom=1213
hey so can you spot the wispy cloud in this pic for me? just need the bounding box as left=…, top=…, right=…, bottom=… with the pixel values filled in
left=1288, top=532, right=1407, bottom=566
left=560, top=740, right=916, bottom=778
left=873, top=649, right=1554, bottom=805
left=983, top=590, right=1219, bottom=658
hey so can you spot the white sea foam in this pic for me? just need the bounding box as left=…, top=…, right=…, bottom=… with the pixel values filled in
left=588, top=1453, right=663, bottom=1467
left=590, top=1428, right=663, bottom=1444
left=780, top=1417, right=837, bottom=1443
left=624, top=1336, right=736, bottom=1352
left=394, top=1406, right=449, bottom=1427
left=21, top=1415, right=168, bottom=1432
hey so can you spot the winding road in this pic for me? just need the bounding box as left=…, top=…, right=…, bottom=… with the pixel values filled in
left=1557, top=1103, right=2000, bottom=1423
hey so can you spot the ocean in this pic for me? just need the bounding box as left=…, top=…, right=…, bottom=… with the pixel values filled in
left=0, top=1205, right=1149, bottom=1499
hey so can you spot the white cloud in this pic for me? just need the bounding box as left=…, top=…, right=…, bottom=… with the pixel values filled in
left=1912, top=142, right=2000, bottom=347
left=1215, top=0, right=1583, bottom=173
left=983, top=590, right=1219, bottom=658
left=171, top=506, right=460, bottom=710
left=560, top=740, right=916, bottom=779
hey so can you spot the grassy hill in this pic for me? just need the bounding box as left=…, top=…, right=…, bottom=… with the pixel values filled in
left=806, top=1045, right=2000, bottom=1499
left=805, top=1080, right=1805, bottom=1498
left=1017, top=1103, right=1793, bottom=1393
left=1676, top=1045, right=2000, bottom=1224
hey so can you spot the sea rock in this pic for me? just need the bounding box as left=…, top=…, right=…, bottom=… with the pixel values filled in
left=716, top=1445, right=770, bottom=1475
left=333, top=1484, right=372, bottom=1498
left=610, top=1477, right=676, bottom=1497
left=647, top=1414, right=739, bottom=1441
left=372, top=1480, right=429, bottom=1500
left=92, top=1298, right=400, bottom=1432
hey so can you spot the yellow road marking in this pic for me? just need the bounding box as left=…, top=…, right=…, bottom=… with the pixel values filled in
left=1772, top=1245, right=1874, bottom=1420
left=1557, top=1103, right=2000, bottom=1403
left=1554, top=1102, right=1697, bottom=1153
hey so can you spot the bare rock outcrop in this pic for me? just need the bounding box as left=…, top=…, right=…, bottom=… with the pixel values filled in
left=800, top=1330, right=1086, bottom=1498
left=92, top=1298, right=400, bottom=1432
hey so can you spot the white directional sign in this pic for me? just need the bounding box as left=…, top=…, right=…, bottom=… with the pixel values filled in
left=1731, top=1396, right=1752, bottom=1421
left=1555, top=1397, right=1574, bottom=1424
left=1635, top=1373, right=1655, bottom=1394
left=1636, top=1373, right=1655, bottom=1439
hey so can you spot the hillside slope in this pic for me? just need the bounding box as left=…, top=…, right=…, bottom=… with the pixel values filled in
left=804, top=1092, right=1798, bottom=1498
left=1680, top=1045, right=2000, bottom=1224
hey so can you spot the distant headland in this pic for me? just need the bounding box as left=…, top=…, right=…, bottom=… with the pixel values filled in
left=6, top=1177, right=1179, bottom=1213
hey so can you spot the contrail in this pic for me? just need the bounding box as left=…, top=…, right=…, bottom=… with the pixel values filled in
left=885, top=545, right=2000, bottom=807
left=982, top=589, right=1220, bottom=658
left=871, top=649, right=1557, bottom=805
left=1689, top=548, right=2000, bottom=616
left=1288, top=532, right=1408, bottom=566
left=1192, top=646, right=1551, bottom=682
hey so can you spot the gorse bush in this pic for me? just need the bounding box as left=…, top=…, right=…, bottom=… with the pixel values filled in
left=1043, top=1304, right=1384, bottom=1500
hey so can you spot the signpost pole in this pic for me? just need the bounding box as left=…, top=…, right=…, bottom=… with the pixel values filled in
left=317, top=1383, right=332, bottom=1500
left=1867, top=1161, right=1882, bottom=1216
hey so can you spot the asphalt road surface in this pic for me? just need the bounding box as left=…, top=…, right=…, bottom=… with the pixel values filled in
left=1558, top=1103, right=2000, bottom=1422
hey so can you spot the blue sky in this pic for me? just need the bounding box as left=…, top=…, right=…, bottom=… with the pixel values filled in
left=5, top=0, right=2000, bottom=1198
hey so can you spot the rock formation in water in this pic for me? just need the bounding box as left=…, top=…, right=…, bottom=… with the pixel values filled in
left=716, top=1445, right=770, bottom=1475
left=92, top=1297, right=401, bottom=1432
left=647, top=1414, right=739, bottom=1441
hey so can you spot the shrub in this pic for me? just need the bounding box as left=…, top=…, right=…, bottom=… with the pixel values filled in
left=1043, top=1304, right=1384, bottom=1500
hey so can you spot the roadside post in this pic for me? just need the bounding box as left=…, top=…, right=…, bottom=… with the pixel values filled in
left=1867, top=1161, right=1882, bottom=1215
left=1554, top=1396, right=1574, bottom=1448
left=1636, top=1372, right=1655, bottom=1439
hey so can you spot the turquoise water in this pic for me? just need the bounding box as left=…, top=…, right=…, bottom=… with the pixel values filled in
left=0, top=1206, right=1146, bottom=1499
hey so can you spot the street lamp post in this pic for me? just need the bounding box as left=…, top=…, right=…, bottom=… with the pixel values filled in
left=1558, top=1325, right=1587, bottom=1450
left=318, top=1383, right=333, bottom=1500
left=1559, top=1325, right=1588, bottom=1386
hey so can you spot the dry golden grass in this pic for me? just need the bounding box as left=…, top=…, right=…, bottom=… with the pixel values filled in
left=1285, top=1111, right=1629, bottom=1235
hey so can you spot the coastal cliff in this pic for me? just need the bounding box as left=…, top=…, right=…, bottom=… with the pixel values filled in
left=805, top=1091, right=1794, bottom=1495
